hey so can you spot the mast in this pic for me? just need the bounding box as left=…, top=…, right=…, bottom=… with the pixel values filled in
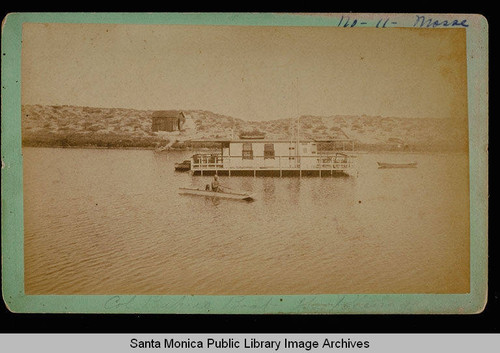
left=296, top=76, right=300, bottom=159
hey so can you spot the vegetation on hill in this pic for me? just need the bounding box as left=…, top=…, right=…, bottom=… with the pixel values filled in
left=21, top=104, right=468, bottom=152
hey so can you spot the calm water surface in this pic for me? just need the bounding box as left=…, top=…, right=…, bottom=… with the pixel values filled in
left=23, top=147, right=470, bottom=294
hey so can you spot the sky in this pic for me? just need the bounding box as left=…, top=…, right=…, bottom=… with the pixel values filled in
left=21, top=23, right=468, bottom=121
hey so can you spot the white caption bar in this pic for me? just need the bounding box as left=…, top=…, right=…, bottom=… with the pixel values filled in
left=0, top=334, right=499, bottom=353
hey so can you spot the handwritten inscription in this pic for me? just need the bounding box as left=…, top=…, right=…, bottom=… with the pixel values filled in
left=413, top=15, right=469, bottom=28
left=104, top=295, right=137, bottom=310
left=337, top=16, right=397, bottom=28
left=336, top=15, right=469, bottom=28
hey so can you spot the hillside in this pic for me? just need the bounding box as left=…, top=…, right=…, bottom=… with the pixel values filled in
left=21, top=104, right=468, bottom=152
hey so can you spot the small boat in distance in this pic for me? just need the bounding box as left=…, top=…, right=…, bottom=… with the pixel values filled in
left=178, top=187, right=255, bottom=201
left=377, top=162, right=417, bottom=169
left=174, top=160, right=191, bottom=172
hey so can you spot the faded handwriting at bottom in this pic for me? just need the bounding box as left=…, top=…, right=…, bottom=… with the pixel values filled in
left=298, top=296, right=346, bottom=311
left=104, top=295, right=137, bottom=310
left=102, top=295, right=348, bottom=313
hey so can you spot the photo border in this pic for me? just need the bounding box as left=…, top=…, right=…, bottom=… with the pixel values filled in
left=1, top=12, right=488, bottom=314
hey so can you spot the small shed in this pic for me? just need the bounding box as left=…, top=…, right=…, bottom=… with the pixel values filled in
left=151, top=110, right=186, bottom=132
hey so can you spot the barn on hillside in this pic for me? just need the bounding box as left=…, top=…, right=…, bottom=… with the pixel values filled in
left=151, top=111, right=186, bottom=132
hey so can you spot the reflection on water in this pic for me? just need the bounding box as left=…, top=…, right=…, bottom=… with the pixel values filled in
left=23, top=148, right=470, bottom=295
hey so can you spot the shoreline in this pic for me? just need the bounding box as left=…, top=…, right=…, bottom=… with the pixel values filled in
left=21, top=144, right=466, bottom=155
left=22, top=145, right=157, bottom=151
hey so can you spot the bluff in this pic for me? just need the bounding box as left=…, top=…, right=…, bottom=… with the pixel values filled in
left=21, top=104, right=467, bottom=152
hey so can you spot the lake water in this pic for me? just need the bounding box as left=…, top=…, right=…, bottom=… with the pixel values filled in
left=23, top=147, right=470, bottom=295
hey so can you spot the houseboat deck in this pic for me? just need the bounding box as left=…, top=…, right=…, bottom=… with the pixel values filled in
left=187, top=138, right=356, bottom=177
left=189, top=155, right=355, bottom=176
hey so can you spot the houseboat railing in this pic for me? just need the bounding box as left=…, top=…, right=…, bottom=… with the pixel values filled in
left=190, top=154, right=355, bottom=175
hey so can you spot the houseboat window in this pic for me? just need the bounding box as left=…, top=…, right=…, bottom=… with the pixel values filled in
left=242, top=143, right=253, bottom=160
left=264, top=144, right=275, bottom=159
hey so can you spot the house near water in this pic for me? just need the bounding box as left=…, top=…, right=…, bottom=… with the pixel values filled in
left=188, top=135, right=356, bottom=177
left=151, top=110, right=186, bottom=132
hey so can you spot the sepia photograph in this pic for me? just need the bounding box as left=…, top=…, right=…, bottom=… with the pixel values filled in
left=1, top=13, right=488, bottom=314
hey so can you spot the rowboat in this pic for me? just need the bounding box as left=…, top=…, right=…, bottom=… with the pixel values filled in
left=377, top=162, right=417, bottom=169
left=178, top=187, right=255, bottom=201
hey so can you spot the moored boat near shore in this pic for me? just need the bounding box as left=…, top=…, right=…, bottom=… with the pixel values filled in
left=174, top=160, right=191, bottom=171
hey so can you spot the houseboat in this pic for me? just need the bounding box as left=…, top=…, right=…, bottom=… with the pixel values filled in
left=187, top=138, right=356, bottom=177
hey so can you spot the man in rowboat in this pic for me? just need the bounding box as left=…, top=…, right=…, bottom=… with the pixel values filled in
left=211, top=175, right=223, bottom=192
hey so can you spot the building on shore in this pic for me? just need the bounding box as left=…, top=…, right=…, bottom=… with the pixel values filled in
left=151, top=110, right=186, bottom=132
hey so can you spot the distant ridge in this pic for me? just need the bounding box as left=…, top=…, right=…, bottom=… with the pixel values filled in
left=21, top=104, right=468, bottom=152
